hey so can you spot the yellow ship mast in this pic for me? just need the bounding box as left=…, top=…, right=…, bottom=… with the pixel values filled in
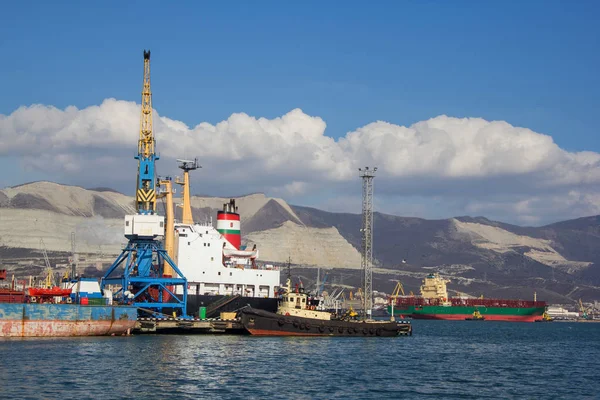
left=158, top=177, right=175, bottom=277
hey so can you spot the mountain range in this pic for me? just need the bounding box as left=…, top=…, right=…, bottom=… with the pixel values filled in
left=1, top=181, right=599, bottom=303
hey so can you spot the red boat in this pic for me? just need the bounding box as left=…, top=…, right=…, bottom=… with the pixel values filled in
left=28, top=287, right=73, bottom=297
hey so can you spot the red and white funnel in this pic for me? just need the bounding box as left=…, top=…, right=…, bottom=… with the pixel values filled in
left=217, top=199, right=241, bottom=249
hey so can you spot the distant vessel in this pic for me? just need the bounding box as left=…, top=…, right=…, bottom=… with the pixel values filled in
left=240, top=277, right=412, bottom=336
left=0, top=272, right=137, bottom=338
left=465, top=310, right=485, bottom=321
left=534, top=311, right=554, bottom=322
left=388, top=273, right=546, bottom=322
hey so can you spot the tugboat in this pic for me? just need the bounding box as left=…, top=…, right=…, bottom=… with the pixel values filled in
left=465, top=310, right=485, bottom=321
left=239, top=278, right=412, bottom=337
left=534, top=311, right=554, bottom=322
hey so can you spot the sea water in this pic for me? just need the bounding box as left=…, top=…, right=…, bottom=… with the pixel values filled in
left=0, top=320, right=599, bottom=399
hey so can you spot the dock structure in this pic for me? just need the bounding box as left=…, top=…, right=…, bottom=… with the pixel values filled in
left=135, top=317, right=245, bottom=334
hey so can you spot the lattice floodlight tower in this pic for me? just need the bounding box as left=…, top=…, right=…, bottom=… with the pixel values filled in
left=101, top=50, right=188, bottom=316
left=359, top=166, right=376, bottom=320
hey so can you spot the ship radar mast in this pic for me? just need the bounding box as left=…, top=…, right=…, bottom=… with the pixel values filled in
left=175, top=158, right=200, bottom=224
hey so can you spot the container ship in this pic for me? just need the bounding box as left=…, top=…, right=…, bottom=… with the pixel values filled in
left=387, top=273, right=546, bottom=322
left=0, top=270, right=137, bottom=337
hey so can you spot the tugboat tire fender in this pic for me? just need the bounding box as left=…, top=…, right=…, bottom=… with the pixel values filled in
left=299, top=323, right=306, bottom=330
left=278, top=318, right=285, bottom=326
left=318, top=325, right=325, bottom=333
left=363, top=328, right=368, bottom=335
left=338, top=326, right=344, bottom=334
left=305, top=323, right=311, bottom=330
left=376, top=329, right=382, bottom=336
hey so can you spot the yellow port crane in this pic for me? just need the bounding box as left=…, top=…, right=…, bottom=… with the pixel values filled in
left=578, top=299, right=589, bottom=319
left=135, top=49, right=158, bottom=214
left=391, top=281, right=406, bottom=298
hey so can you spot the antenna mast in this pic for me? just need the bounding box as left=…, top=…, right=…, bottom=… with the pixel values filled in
left=359, top=166, right=376, bottom=320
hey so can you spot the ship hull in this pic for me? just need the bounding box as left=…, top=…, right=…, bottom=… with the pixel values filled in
left=0, top=303, right=138, bottom=338
left=187, top=294, right=277, bottom=317
left=240, top=307, right=412, bottom=337
left=387, top=304, right=544, bottom=322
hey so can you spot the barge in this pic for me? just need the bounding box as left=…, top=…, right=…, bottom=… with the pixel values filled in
left=0, top=272, right=137, bottom=338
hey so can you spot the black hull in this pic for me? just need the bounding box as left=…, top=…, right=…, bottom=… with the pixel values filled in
left=240, top=307, right=412, bottom=337
left=187, top=295, right=278, bottom=317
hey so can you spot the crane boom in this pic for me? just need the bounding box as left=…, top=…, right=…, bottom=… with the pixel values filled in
left=135, top=49, right=159, bottom=214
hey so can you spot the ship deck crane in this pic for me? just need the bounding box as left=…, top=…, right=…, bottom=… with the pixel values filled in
left=101, top=50, right=188, bottom=316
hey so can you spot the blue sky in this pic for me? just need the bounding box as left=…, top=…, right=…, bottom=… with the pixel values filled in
left=1, top=1, right=599, bottom=224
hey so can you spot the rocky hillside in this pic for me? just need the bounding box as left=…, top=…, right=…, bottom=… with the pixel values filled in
left=291, top=206, right=600, bottom=302
left=1, top=181, right=599, bottom=302
left=0, top=181, right=360, bottom=268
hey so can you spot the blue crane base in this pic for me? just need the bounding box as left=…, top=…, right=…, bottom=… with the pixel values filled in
left=101, top=239, right=188, bottom=318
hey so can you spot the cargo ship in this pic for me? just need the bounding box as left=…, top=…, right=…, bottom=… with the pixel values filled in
left=154, top=159, right=280, bottom=318
left=0, top=271, right=137, bottom=337
left=172, top=195, right=280, bottom=317
left=387, top=273, right=546, bottom=322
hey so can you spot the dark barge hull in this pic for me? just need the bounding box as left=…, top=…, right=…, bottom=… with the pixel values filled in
left=187, top=295, right=278, bottom=317
left=240, top=307, right=412, bottom=337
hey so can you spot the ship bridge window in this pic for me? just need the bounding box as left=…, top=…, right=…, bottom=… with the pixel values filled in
left=302, top=298, right=305, bottom=303
left=290, top=297, right=294, bottom=302
left=218, top=272, right=221, bottom=276
left=230, top=272, right=232, bottom=276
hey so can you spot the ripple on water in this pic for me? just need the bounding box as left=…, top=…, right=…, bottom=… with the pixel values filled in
left=1, top=321, right=599, bottom=399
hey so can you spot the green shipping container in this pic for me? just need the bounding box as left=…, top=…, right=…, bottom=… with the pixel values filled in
left=87, top=298, right=107, bottom=306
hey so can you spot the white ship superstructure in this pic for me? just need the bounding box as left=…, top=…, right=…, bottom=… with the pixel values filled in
left=174, top=221, right=280, bottom=299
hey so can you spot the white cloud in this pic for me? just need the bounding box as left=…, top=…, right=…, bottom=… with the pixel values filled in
left=1, top=99, right=600, bottom=225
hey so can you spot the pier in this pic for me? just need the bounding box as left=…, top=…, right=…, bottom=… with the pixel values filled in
left=135, top=316, right=245, bottom=334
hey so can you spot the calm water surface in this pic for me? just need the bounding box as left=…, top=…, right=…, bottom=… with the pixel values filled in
left=1, top=320, right=599, bottom=399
